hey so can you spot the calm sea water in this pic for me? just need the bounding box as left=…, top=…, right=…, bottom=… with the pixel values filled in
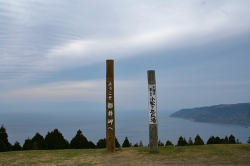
left=0, top=110, right=249, bottom=146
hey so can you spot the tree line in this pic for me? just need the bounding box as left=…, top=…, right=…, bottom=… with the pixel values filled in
left=0, top=125, right=121, bottom=152
left=164, top=134, right=242, bottom=146
left=123, top=134, right=244, bottom=147
left=1, top=124, right=250, bottom=152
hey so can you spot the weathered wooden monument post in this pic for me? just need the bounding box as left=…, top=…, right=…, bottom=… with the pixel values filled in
left=106, top=60, right=115, bottom=153
left=147, top=70, right=158, bottom=151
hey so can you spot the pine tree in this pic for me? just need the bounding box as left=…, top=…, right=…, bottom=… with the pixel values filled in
left=139, top=140, right=143, bottom=147
left=215, top=136, right=221, bottom=144
left=228, top=134, right=236, bottom=144
left=115, top=137, right=121, bottom=148
left=183, top=137, right=187, bottom=145
left=158, top=140, right=164, bottom=146
left=0, top=139, right=8, bottom=152
left=177, top=136, right=183, bottom=146
left=23, top=138, right=33, bottom=150
left=134, top=143, right=139, bottom=147
left=122, top=137, right=131, bottom=147
left=32, top=133, right=47, bottom=150
left=0, top=124, right=11, bottom=151
left=187, top=137, right=193, bottom=145
left=88, top=141, right=96, bottom=148
left=96, top=138, right=106, bottom=148
left=165, top=140, right=173, bottom=146
left=177, top=136, right=187, bottom=146
left=194, top=134, right=204, bottom=145
left=221, top=136, right=229, bottom=144
left=22, top=133, right=47, bottom=150
left=12, top=141, right=22, bottom=151
left=45, top=129, right=69, bottom=149
left=207, top=136, right=215, bottom=144
left=95, top=137, right=119, bottom=148
left=70, top=129, right=89, bottom=149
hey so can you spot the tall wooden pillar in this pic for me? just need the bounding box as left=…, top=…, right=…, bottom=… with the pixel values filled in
left=106, top=60, right=115, bottom=152
left=147, top=70, right=158, bottom=151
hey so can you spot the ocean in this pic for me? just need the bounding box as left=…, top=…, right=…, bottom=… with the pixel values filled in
left=0, top=110, right=249, bottom=146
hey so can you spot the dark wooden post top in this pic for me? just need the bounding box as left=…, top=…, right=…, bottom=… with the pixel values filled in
left=148, top=70, right=156, bottom=84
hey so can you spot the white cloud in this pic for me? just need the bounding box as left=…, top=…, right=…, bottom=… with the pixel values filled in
left=0, top=79, right=148, bottom=109
left=0, top=80, right=105, bottom=103
left=1, top=0, right=250, bottom=109
left=32, top=0, right=250, bottom=71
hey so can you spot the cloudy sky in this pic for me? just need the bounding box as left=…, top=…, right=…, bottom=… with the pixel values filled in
left=1, top=0, right=250, bottom=112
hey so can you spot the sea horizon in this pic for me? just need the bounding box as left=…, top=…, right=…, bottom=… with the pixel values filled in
left=1, top=109, right=249, bottom=146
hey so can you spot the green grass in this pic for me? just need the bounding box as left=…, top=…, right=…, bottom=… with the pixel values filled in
left=137, top=144, right=250, bottom=164
left=0, top=144, right=250, bottom=165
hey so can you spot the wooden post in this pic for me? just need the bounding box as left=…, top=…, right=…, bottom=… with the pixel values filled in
left=106, top=60, right=115, bottom=153
left=147, top=70, right=158, bottom=151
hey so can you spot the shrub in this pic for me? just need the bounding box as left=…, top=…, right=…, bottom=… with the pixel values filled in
left=165, top=140, right=174, bottom=146
left=122, top=137, right=131, bottom=147
left=194, top=134, right=204, bottom=145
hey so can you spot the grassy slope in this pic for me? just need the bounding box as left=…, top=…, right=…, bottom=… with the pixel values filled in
left=0, top=144, right=250, bottom=165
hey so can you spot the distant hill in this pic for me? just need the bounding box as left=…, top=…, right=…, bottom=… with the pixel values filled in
left=170, top=103, right=250, bottom=126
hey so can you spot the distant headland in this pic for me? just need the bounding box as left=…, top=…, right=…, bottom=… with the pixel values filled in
left=170, top=103, right=250, bottom=126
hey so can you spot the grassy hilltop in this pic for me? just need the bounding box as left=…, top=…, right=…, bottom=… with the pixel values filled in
left=0, top=144, right=250, bottom=165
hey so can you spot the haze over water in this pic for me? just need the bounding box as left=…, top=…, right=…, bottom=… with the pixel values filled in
left=1, top=110, right=249, bottom=146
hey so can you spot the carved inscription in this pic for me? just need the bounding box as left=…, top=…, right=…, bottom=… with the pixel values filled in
left=148, top=84, right=157, bottom=124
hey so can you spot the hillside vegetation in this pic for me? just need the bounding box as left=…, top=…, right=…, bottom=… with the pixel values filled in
left=0, top=144, right=250, bottom=165
left=170, top=103, right=250, bottom=125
